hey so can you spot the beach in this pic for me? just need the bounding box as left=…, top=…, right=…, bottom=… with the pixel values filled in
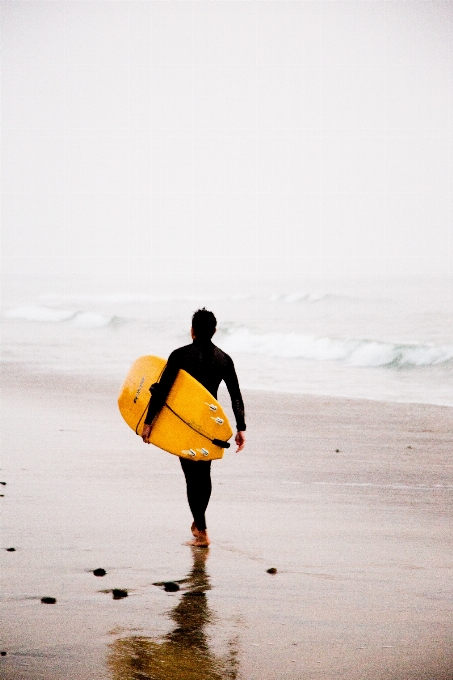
left=1, top=363, right=452, bottom=680
left=3, top=1, right=453, bottom=676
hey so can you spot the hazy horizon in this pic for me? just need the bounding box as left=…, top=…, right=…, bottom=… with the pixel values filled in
left=2, top=1, right=453, bottom=289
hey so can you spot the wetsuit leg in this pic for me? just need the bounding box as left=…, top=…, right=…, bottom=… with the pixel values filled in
left=179, top=458, right=212, bottom=531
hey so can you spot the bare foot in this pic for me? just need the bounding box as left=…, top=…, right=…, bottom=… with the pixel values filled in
left=186, top=530, right=210, bottom=547
left=191, top=522, right=200, bottom=538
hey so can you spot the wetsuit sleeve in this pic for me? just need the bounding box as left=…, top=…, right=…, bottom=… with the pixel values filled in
left=223, top=357, right=246, bottom=431
left=144, top=350, right=181, bottom=426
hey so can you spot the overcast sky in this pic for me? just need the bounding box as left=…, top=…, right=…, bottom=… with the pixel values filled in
left=2, top=1, right=452, bottom=285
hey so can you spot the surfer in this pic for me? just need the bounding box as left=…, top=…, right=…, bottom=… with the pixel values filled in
left=141, top=308, right=246, bottom=547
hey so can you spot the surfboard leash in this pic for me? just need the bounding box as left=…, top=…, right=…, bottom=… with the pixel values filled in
left=162, top=403, right=231, bottom=449
left=136, top=401, right=230, bottom=449
left=134, top=367, right=230, bottom=448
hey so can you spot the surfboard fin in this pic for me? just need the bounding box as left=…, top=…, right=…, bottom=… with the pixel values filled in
left=212, top=439, right=230, bottom=448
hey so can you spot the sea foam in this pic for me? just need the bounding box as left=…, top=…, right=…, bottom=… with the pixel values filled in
left=70, top=312, right=113, bottom=328
left=40, top=292, right=252, bottom=303
left=219, top=328, right=453, bottom=368
left=4, top=306, right=76, bottom=322
left=4, top=306, right=113, bottom=328
left=269, top=292, right=333, bottom=303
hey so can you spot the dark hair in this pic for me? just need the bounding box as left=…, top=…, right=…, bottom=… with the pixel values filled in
left=192, top=308, right=217, bottom=340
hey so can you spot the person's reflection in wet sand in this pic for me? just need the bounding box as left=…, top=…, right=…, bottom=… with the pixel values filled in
left=108, top=548, right=239, bottom=680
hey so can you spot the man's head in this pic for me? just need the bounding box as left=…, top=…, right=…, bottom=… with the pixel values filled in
left=191, top=308, right=217, bottom=341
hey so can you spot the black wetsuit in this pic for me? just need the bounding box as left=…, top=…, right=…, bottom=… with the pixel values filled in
left=145, top=339, right=246, bottom=532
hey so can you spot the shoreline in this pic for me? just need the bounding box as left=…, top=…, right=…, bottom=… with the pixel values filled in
left=1, top=363, right=452, bottom=679
left=2, top=359, right=453, bottom=410
left=242, top=382, right=453, bottom=409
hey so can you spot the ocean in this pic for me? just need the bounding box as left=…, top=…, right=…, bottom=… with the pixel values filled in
left=2, top=272, right=452, bottom=407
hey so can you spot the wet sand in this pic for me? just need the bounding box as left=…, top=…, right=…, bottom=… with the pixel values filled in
left=1, top=364, right=452, bottom=679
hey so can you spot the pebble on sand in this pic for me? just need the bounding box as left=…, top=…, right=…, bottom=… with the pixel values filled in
left=1, top=652, right=6, bottom=656
left=163, top=582, right=180, bottom=592
left=266, top=568, right=278, bottom=574
left=112, top=589, right=128, bottom=599
left=93, top=568, right=107, bottom=577
left=335, top=449, right=340, bottom=452
left=6, top=548, right=16, bottom=552
left=41, top=597, right=57, bottom=604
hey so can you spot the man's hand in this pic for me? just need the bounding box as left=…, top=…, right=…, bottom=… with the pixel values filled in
left=141, top=424, right=152, bottom=443
left=235, top=431, right=246, bottom=452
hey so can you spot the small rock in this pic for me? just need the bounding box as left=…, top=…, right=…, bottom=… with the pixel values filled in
left=0, top=651, right=6, bottom=656
left=407, top=446, right=412, bottom=449
left=335, top=449, right=340, bottom=453
left=266, top=567, right=277, bottom=574
left=6, top=548, right=16, bottom=552
left=112, top=589, right=128, bottom=600
left=93, top=568, right=106, bottom=577
left=41, top=597, right=56, bottom=604
left=163, top=582, right=180, bottom=592
left=0, top=482, right=6, bottom=486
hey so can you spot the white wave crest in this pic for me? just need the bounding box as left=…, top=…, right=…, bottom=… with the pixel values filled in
left=219, top=328, right=453, bottom=368
left=4, top=306, right=76, bottom=322
left=70, top=312, right=113, bottom=328
left=41, top=290, right=348, bottom=305
left=270, top=292, right=322, bottom=303
left=269, top=292, right=344, bottom=303
left=40, top=292, right=252, bottom=303
left=4, top=306, right=113, bottom=328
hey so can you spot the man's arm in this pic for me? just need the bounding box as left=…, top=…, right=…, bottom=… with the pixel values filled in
left=223, top=356, right=246, bottom=452
left=142, top=350, right=181, bottom=443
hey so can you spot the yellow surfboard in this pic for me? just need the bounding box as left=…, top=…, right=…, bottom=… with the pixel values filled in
left=118, top=355, right=233, bottom=461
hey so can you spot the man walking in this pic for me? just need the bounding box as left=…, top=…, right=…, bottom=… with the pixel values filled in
left=141, top=308, right=246, bottom=547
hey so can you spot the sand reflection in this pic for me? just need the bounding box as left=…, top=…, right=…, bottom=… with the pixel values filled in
left=108, top=548, right=239, bottom=680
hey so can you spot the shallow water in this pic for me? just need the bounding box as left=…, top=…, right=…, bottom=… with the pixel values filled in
left=2, top=272, right=452, bottom=406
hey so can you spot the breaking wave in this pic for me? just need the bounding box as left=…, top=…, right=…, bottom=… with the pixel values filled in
left=41, top=291, right=351, bottom=304
left=4, top=306, right=114, bottom=328
left=5, top=306, right=76, bottom=322
left=40, top=292, right=252, bottom=303
left=219, top=328, right=453, bottom=368
left=269, top=292, right=342, bottom=303
left=70, top=312, right=115, bottom=328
